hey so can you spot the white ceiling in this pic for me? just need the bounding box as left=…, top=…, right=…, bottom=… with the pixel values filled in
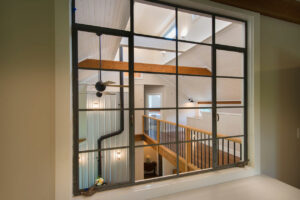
left=76, top=0, right=242, bottom=100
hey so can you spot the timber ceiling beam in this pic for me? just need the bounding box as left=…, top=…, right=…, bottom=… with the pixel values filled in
left=78, top=59, right=212, bottom=76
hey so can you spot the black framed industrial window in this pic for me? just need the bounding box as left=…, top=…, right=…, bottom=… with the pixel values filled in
left=72, top=0, right=248, bottom=196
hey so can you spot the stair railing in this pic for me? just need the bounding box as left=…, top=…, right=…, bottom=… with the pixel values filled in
left=143, top=115, right=242, bottom=171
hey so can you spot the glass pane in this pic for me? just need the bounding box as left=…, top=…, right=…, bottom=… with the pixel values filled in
left=215, top=17, right=245, bottom=48
left=217, top=78, right=243, bottom=107
left=217, top=108, right=244, bottom=166
left=178, top=109, right=212, bottom=142
left=217, top=50, right=244, bottom=77
left=178, top=75, right=211, bottom=107
left=178, top=10, right=212, bottom=43
left=78, top=70, right=129, bottom=109
left=216, top=136, right=244, bottom=166
left=75, top=0, right=130, bottom=30
left=178, top=108, right=212, bottom=171
left=134, top=1, right=175, bottom=38
left=178, top=42, right=212, bottom=74
left=136, top=110, right=176, bottom=146
left=217, top=108, right=244, bottom=137
left=135, top=145, right=177, bottom=181
left=129, top=36, right=176, bottom=74
left=178, top=141, right=213, bottom=174
left=79, top=111, right=129, bottom=151
left=132, top=73, right=176, bottom=109
left=78, top=148, right=130, bottom=189
left=78, top=32, right=128, bottom=70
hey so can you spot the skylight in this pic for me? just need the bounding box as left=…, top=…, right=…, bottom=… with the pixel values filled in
left=164, top=25, right=176, bottom=39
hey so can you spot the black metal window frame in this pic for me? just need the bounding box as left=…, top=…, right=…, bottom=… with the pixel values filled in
left=72, top=0, right=248, bottom=195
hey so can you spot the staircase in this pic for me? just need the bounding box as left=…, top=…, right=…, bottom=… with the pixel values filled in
left=136, top=115, right=242, bottom=173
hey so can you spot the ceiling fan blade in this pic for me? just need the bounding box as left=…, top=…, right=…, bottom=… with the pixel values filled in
left=103, top=81, right=116, bottom=85
left=106, top=85, right=129, bottom=88
left=79, top=138, right=86, bottom=143
left=102, top=91, right=116, bottom=95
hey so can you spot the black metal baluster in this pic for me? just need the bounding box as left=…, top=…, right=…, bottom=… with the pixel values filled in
left=168, top=124, right=172, bottom=149
left=193, top=132, right=196, bottom=166
left=204, top=134, right=207, bottom=168
left=182, top=128, right=187, bottom=159
left=217, top=138, right=219, bottom=166
left=222, top=138, right=224, bottom=166
left=197, top=132, right=199, bottom=168
left=167, top=123, right=169, bottom=148
left=200, top=132, right=202, bottom=169
left=179, top=127, right=181, bottom=157
left=234, top=142, right=236, bottom=163
left=227, top=140, right=230, bottom=165
left=191, top=130, right=193, bottom=165
left=169, top=123, right=171, bottom=149
left=164, top=122, right=166, bottom=147
left=208, top=135, right=211, bottom=168
left=151, top=119, right=153, bottom=137
left=240, top=143, right=242, bottom=161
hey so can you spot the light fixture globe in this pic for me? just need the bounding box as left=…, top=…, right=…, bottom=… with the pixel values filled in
left=95, top=81, right=106, bottom=92
left=96, top=92, right=103, bottom=98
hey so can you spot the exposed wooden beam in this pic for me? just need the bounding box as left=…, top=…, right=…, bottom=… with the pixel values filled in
left=197, top=101, right=242, bottom=104
left=78, top=59, right=212, bottom=76
left=211, top=0, right=300, bottom=24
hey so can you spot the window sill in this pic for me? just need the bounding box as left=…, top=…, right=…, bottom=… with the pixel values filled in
left=73, top=166, right=259, bottom=200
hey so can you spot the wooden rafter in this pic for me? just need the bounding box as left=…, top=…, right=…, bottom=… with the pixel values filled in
left=78, top=59, right=212, bottom=76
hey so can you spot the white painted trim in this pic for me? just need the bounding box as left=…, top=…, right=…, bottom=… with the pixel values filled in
left=54, top=0, right=261, bottom=200
left=73, top=167, right=258, bottom=200
left=54, top=0, right=72, bottom=200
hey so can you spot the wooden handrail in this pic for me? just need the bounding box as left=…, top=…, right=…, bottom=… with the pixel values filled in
left=143, top=115, right=242, bottom=144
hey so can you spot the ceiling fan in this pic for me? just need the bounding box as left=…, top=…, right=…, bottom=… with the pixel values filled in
left=94, top=34, right=128, bottom=97
left=95, top=34, right=116, bottom=98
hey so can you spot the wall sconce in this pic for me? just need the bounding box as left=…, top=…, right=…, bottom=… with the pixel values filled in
left=92, top=101, right=100, bottom=108
left=116, top=151, right=121, bottom=160
left=79, top=155, right=84, bottom=164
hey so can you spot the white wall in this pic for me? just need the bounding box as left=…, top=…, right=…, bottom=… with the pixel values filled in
left=260, top=16, right=300, bottom=189
left=0, top=1, right=55, bottom=200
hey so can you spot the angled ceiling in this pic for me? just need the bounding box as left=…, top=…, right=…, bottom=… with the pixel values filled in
left=209, top=0, right=300, bottom=24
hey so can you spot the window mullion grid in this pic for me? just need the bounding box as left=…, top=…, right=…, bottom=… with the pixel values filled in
left=175, top=7, right=179, bottom=176
left=129, top=0, right=135, bottom=184
left=72, top=0, right=248, bottom=193
left=212, top=15, right=218, bottom=169
left=72, top=28, right=80, bottom=195
left=243, top=21, right=248, bottom=163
